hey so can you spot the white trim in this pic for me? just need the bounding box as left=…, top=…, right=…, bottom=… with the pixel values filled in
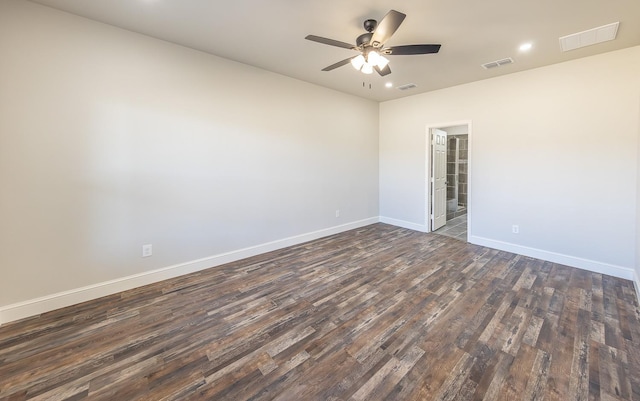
left=634, top=270, right=640, bottom=306
left=379, top=216, right=428, bottom=232
left=0, top=217, right=379, bottom=325
left=470, top=235, right=635, bottom=280
left=424, top=121, right=473, bottom=239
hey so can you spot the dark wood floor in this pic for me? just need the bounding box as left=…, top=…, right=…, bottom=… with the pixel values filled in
left=1, top=224, right=639, bottom=400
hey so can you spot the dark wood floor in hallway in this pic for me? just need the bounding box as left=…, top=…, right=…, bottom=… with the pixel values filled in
left=1, top=223, right=639, bottom=400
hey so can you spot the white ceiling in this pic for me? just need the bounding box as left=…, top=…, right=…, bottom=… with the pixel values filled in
left=28, top=0, right=640, bottom=102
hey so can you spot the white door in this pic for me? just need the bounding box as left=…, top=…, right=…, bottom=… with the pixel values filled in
left=431, top=129, right=447, bottom=231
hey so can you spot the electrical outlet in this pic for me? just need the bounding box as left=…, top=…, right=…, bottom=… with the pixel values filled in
left=142, top=244, right=153, bottom=257
left=512, top=225, right=519, bottom=234
left=335, top=210, right=340, bottom=218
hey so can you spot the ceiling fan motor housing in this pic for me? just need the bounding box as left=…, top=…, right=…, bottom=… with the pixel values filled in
left=356, top=32, right=373, bottom=47
left=363, top=19, right=377, bottom=32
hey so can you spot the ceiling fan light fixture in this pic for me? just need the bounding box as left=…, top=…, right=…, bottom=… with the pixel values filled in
left=361, top=63, right=374, bottom=74
left=368, top=50, right=380, bottom=64
left=351, top=55, right=366, bottom=70
left=368, top=51, right=388, bottom=69
left=376, top=55, right=389, bottom=69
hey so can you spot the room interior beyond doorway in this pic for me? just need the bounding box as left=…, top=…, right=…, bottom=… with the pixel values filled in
left=429, top=123, right=470, bottom=241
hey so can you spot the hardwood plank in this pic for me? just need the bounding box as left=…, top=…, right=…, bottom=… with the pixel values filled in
left=522, top=348, right=552, bottom=400
left=0, top=223, right=639, bottom=400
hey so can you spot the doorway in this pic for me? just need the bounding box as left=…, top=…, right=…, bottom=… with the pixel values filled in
left=427, top=122, right=471, bottom=241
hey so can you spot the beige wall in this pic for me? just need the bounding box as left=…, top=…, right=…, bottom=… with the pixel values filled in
left=380, top=46, right=640, bottom=277
left=637, top=90, right=640, bottom=292
left=2, top=0, right=639, bottom=321
left=0, top=1, right=379, bottom=311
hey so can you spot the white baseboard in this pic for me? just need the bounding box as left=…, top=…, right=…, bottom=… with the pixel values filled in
left=469, top=235, right=636, bottom=281
left=0, top=217, right=379, bottom=325
left=4, top=220, right=636, bottom=326
left=634, top=271, right=640, bottom=307
left=379, top=216, right=428, bottom=233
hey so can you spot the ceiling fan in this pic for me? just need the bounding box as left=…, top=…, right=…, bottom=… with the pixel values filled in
left=305, top=10, right=441, bottom=76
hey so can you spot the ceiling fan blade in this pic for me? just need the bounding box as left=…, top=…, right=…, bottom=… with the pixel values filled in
left=375, top=64, right=391, bottom=76
left=386, top=44, right=441, bottom=55
left=370, top=10, right=406, bottom=48
left=305, top=35, right=356, bottom=50
left=321, top=57, right=354, bottom=71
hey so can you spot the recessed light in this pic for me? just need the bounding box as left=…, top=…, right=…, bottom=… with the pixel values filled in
left=519, top=42, right=533, bottom=52
left=385, top=82, right=393, bottom=88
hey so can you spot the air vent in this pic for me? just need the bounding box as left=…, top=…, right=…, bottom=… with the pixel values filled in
left=397, top=83, right=417, bottom=91
left=559, top=22, right=619, bottom=52
left=481, top=58, right=514, bottom=70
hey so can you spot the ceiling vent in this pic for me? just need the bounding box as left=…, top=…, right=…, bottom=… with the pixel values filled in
left=481, top=57, right=514, bottom=70
left=397, top=83, right=418, bottom=91
left=559, top=22, right=619, bottom=52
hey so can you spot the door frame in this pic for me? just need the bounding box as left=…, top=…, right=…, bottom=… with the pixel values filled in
left=425, top=120, right=473, bottom=241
